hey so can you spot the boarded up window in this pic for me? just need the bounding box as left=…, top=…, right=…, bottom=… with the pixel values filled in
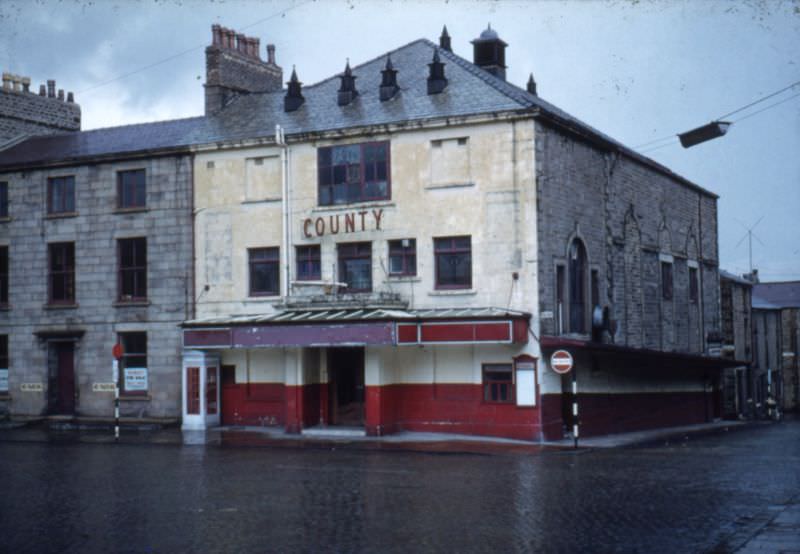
left=430, top=137, right=470, bottom=185
left=245, top=156, right=281, bottom=200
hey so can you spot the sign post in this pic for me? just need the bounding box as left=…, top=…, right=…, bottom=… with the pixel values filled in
left=112, top=342, right=124, bottom=442
left=550, top=350, right=579, bottom=449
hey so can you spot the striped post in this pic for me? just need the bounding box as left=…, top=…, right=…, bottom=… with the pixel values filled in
left=113, top=359, right=120, bottom=441
left=572, top=367, right=579, bottom=449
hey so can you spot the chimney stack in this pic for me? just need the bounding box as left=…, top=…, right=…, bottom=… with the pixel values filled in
left=337, top=60, right=358, bottom=106
left=526, top=73, right=537, bottom=95
left=11, top=75, right=21, bottom=92
left=439, top=26, right=452, bottom=52
left=379, top=55, right=399, bottom=102
left=39, top=84, right=46, bottom=96
left=471, top=24, right=508, bottom=80
left=67, top=92, right=74, bottom=103
left=21, top=76, right=30, bottom=93
left=267, top=44, right=276, bottom=65
left=427, top=48, right=448, bottom=95
left=1, top=73, right=10, bottom=90
left=58, top=89, right=64, bottom=101
left=204, top=23, right=283, bottom=116
left=284, top=67, right=304, bottom=112
left=47, top=80, right=56, bottom=98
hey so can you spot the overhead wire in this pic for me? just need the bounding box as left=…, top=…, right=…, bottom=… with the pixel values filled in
left=76, top=0, right=313, bottom=95
left=633, top=79, right=800, bottom=152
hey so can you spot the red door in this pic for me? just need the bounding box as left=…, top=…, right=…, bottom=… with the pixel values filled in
left=48, top=342, right=75, bottom=414
left=221, top=365, right=239, bottom=425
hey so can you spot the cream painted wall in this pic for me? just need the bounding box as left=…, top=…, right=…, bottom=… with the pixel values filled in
left=221, top=348, right=285, bottom=383
left=192, top=117, right=540, bottom=322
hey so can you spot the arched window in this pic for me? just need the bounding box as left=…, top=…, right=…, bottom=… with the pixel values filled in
left=568, top=238, right=587, bottom=334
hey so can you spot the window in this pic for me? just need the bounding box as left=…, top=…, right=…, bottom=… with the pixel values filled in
left=661, top=262, right=673, bottom=300
left=118, top=332, right=147, bottom=395
left=388, top=239, right=416, bottom=276
left=47, top=176, right=75, bottom=214
left=568, top=239, right=587, bottom=334
left=296, top=245, right=321, bottom=281
left=0, top=335, right=7, bottom=393
left=338, top=242, right=372, bottom=292
left=118, top=238, right=147, bottom=301
left=48, top=242, right=75, bottom=304
left=555, top=265, right=565, bottom=335
left=0, top=246, right=7, bottom=306
left=117, top=169, right=146, bottom=209
left=483, top=364, right=514, bottom=403
left=434, top=236, right=471, bottom=289
left=318, top=142, right=389, bottom=205
left=0, top=182, right=8, bottom=217
left=249, top=247, right=279, bottom=296
left=689, top=266, right=699, bottom=303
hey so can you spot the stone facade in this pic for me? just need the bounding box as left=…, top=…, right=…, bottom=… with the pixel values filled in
left=204, top=25, right=283, bottom=116
left=0, top=74, right=80, bottom=144
left=0, top=155, right=192, bottom=419
left=535, top=120, right=719, bottom=353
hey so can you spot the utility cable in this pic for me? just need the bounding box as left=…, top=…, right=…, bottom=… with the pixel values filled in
left=76, top=0, right=313, bottom=95
left=716, top=79, right=800, bottom=120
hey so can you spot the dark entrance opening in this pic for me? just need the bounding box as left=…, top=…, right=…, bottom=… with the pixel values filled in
left=328, top=347, right=365, bottom=426
left=220, top=365, right=237, bottom=425
left=48, top=342, right=75, bottom=415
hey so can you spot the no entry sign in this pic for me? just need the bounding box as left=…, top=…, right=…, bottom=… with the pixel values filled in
left=550, top=350, right=573, bottom=374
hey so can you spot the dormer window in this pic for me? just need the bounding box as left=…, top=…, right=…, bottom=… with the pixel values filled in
left=318, top=142, right=390, bottom=205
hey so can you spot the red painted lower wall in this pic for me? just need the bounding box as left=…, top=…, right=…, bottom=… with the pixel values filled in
left=540, top=391, right=714, bottom=440
left=366, top=384, right=541, bottom=441
left=221, top=383, right=285, bottom=427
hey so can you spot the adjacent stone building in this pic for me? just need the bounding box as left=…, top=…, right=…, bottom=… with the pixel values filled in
left=0, top=73, right=80, bottom=147
left=720, top=270, right=753, bottom=417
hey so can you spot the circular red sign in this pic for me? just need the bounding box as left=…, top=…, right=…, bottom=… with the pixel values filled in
left=550, top=350, right=573, bottom=374
left=112, top=343, right=124, bottom=360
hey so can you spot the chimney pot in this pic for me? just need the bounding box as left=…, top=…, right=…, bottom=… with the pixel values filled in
left=67, top=91, right=74, bottom=103
left=267, top=44, right=276, bottom=65
left=21, top=76, right=30, bottom=93
left=39, top=84, right=46, bottom=96
left=226, top=29, right=236, bottom=49
left=212, top=24, right=222, bottom=46
left=47, top=80, right=56, bottom=98
left=58, top=89, right=64, bottom=101
left=253, top=38, right=261, bottom=60
left=11, top=75, right=21, bottom=92
left=1, top=72, right=9, bottom=90
left=236, top=34, right=246, bottom=54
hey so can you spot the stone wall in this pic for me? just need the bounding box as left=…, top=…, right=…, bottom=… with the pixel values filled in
left=0, top=155, right=192, bottom=419
left=0, top=74, right=80, bottom=144
left=534, top=120, right=719, bottom=354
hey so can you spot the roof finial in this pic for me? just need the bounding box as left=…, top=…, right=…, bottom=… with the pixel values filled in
left=338, top=59, right=359, bottom=106
left=527, top=73, right=537, bottom=95
left=439, top=25, right=452, bottom=52
left=284, top=65, right=304, bottom=112
left=380, top=54, right=399, bottom=102
left=427, top=47, right=448, bottom=95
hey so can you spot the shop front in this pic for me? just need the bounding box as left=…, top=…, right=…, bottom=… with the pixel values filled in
left=181, top=308, right=542, bottom=440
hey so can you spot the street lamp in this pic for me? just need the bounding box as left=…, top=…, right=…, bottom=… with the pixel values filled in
left=678, top=121, right=732, bottom=148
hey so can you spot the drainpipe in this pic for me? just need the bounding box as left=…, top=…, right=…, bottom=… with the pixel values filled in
left=277, top=125, right=290, bottom=298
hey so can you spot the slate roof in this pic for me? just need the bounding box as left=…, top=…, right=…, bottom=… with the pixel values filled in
left=752, top=281, right=800, bottom=309
left=720, top=269, right=754, bottom=287
left=0, top=38, right=716, bottom=197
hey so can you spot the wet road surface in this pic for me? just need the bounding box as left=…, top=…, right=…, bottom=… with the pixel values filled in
left=0, top=420, right=798, bottom=553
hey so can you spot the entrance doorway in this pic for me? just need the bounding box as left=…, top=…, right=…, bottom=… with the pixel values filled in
left=328, top=347, right=365, bottom=426
left=47, top=342, right=75, bottom=415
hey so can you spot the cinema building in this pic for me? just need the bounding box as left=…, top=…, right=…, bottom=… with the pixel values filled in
left=181, top=26, right=736, bottom=440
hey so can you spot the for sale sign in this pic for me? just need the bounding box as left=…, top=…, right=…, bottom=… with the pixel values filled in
left=124, top=368, right=148, bottom=391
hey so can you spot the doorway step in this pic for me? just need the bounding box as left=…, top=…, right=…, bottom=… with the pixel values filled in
left=301, top=426, right=366, bottom=438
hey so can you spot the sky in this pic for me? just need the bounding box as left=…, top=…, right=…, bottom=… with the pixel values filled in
left=1, top=0, right=798, bottom=281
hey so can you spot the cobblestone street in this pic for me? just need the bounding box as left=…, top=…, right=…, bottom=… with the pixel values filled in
left=0, top=420, right=798, bottom=553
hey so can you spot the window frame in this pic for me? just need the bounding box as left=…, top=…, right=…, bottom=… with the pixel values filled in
left=317, top=141, right=390, bottom=206
left=0, top=181, right=8, bottom=218
left=118, top=237, right=148, bottom=302
left=248, top=247, right=280, bottom=297
left=433, top=236, right=472, bottom=290
left=482, top=363, right=515, bottom=404
left=296, top=245, right=321, bottom=281
left=0, top=246, right=7, bottom=306
left=0, top=335, right=7, bottom=394
left=47, top=176, right=76, bottom=215
left=337, top=242, right=372, bottom=293
left=689, top=266, right=699, bottom=304
left=117, top=169, right=147, bottom=210
left=568, top=238, right=588, bottom=334
left=388, top=239, right=417, bottom=277
left=118, top=332, right=147, bottom=396
left=48, top=242, right=75, bottom=305
left=661, top=261, right=674, bottom=301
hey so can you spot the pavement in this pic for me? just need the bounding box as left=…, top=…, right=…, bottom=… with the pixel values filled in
left=0, top=416, right=759, bottom=455
left=734, top=499, right=800, bottom=553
